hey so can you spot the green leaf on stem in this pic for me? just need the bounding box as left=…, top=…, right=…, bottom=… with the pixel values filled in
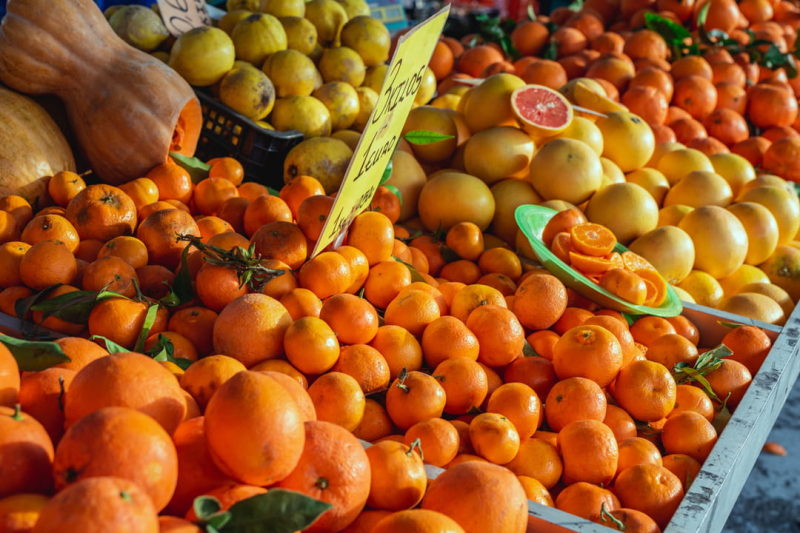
left=133, top=304, right=161, bottom=354
left=404, top=130, right=455, bottom=146
left=89, top=335, right=129, bottom=354
left=0, top=335, right=71, bottom=371
left=221, top=489, right=333, bottom=533
left=169, top=152, right=211, bottom=184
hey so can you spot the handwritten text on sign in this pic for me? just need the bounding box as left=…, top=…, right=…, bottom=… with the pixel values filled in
left=311, top=6, right=450, bottom=257
left=156, top=0, right=212, bottom=36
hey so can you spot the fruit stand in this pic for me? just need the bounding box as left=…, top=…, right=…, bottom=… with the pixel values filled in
left=2, top=0, right=800, bottom=532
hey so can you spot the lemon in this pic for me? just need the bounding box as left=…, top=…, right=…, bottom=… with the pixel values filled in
left=168, top=26, right=236, bottom=87
left=259, top=0, right=305, bottom=17
left=318, top=46, right=366, bottom=86
left=231, top=13, right=287, bottom=67
left=108, top=5, right=169, bottom=52
left=262, top=49, right=322, bottom=97
left=218, top=65, right=276, bottom=121
left=271, top=96, right=332, bottom=138
left=312, top=82, right=360, bottom=131
left=340, top=15, right=391, bottom=67
left=279, top=16, right=318, bottom=55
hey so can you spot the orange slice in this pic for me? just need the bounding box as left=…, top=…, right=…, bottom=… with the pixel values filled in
left=570, top=223, right=617, bottom=257
left=636, top=268, right=668, bottom=307
left=599, top=268, right=648, bottom=305
left=621, top=251, right=657, bottom=273
left=569, top=251, right=618, bottom=274
left=551, top=232, right=573, bottom=264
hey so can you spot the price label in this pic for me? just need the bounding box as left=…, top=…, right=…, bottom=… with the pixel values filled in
left=157, top=0, right=212, bottom=36
left=311, top=5, right=450, bottom=258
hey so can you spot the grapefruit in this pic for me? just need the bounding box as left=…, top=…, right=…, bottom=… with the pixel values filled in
left=717, top=293, right=786, bottom=325
left=549, top=116, right=604, bottom=156
left=584, top=182, right=659, bottom=245
left=678, top=206, right=748, bottom=279
left=385, top=150, right=427, bottom=222
left=490, top=179, right=543, bottom=245
left=510, top=84, right=574, bottom=138
left=726, top=202, right=780, bottom=266
left=595, top=111, right=655, bottom=172
left=663, top=170, right=733, bottom=208
left=677, top=270, right=724, bottom=308
left=463, top=73, right=526, bottom=133
left=628, top=226, right=695, bottom=285
left=572, top=80, right=628, bottom=114
left=417, top=172, right=496, bottom=232
left=529, top=138, right=603, bottom=205
left=463, top=127, right=535, bottom=185
left=401, top=106, right=459, bottom=164
left=758, top=245, right=800, bottom=301
left=737, top=186, right=800, bottom=245
left=656, top=148, right=714, bottom=186
left=709, top=153, right=756, bottom=197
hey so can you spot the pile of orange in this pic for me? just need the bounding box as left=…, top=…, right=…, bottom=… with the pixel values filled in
left=0, top=158, right=778, bottom=532
left=544, top=209, right=669, bottom=307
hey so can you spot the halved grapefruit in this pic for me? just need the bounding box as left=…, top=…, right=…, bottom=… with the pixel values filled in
left=510, top=84, right=574, bottom=138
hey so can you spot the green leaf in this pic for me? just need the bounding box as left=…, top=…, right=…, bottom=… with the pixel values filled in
left=89, top=335, right=129, bottom=354
left=14, top=284, right=61, bottom=335
left=171, top=244, right=196, bottom=306
left=223, top=489, right=333, bottom=533
left=207, top=512, right=232, bottom=531
left=30, top=289, right=120, bottom=325
left=149, top=334, right=194, bottom=370
left=393, top=256, right=428, bottom=284
left=267, top=187, right=282, bottom=196
left=0, top=335, right=71, bottom=371
left=696, top=2, right=711, bottom=28
left=383, top=184, right=403, bottom=207
left=527, top=3, right=536, bottom=20
left=194, top=496, right=223, bottom=521
left=403, top=130, right=455, bottom=146
left=645, top=12, right=692, bottom=45
left=170, top=152, right=211, bottom=184
left=543, top=39, right=558, bottom=60
left=713, top=395, right=732, bottom=433
left=522, top=340, right=539, bottom=358
left=379, top=158, right=394, bottom=186
left=133, top=305, right=161, bottom=354
left=717, top=321, right=743, bottom=329
left=438, top=244, right=461, bottom=264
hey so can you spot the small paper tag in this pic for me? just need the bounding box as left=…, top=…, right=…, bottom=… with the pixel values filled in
left=156, top=0, right=212, bottom=36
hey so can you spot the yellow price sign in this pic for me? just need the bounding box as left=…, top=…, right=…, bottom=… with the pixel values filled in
left=311, top=5, right=450, bottom=258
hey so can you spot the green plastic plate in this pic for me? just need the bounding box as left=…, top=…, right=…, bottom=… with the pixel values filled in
left=515, top=204, right=683, bottom=317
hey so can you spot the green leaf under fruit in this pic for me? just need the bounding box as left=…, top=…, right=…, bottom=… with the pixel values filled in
left=89, top=335, right=129, bottom=354
left=148, top=334, right=194, bottom=370
left=133, top=304, right=161, bottom=354
left=30, top=288, right=125, bottom=325
left=0, top=335, right=71, bottom=371
left=383, top=184, right=403, bottom=207
left=170, top=245, right=196, bottom=306
left=393, top=256, right=428, bottom=284
left=170, top=152, right=211, bottom=184
left=403, top=130, right=455, bottom=146
left=222, top=489, right=333, bottom=533
left=379, top=159, right=394, bottom=185
left=194, top=496, right=223, bottom=521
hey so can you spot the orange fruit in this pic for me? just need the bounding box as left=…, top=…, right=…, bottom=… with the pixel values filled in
left=32, top=477, right=157, bottom=532
left=545, top=376, right=607, bottom=432
left=53, top=406, right=177, bottom=511
left=512, top=274, right=568, bottom=330
left=365, top=440, right=427, bottom=511
left=308, top=372, right=366, bottom=432
left=64, top=352, right=185, bottom=435
left=319, top=293, right=380, bottom=345
left=284, top=316, right=340, bottom=375
left=18, top=367, right=76, bottom=444
left=660, top=410, right=718, bottom=462
left=403, top=418, right=460, bottom=468
left=352, top=399, right=394, bottom=443
left=212, top=293, right=293, bottom=368
left=433, top=357, right=489, bottom=416
left=555, top=481, right=620, bottom=522
left=331, top=344, right=391, bottom=395
left=421, top=462, right=528, bottom=533
left=552, top=324, right=623, bottom=387
left=465, top=304, right=525, bottom=368
left=385, top=371, right=446, bottom=430
left=614, top=463, right=685, bottom=529
left=204, top=371, right=305, bottom=485
left=485, top=382, right=541, bottom=441
left=0, top=404, right=54, bottom=498
left=276, top=420, right=370, bottom=533
left=65, top=184, right=137, bottom=243
left=612, top=359, right=677, bottom=422
left=369, top=324, right=424, bottom=380
left=559, top=419, right=619, bottom=486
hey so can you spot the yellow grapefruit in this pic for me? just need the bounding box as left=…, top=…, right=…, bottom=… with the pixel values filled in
left=417, top=172, right=496, bottom=232
left=628, top=226, right=696, bottom=285
left=584, top=182, right=659, bottom=245
left=677, top=270, right=724, bottom=308
left=626, top=168, right=670, bottom=205
left=528, top=138, right=603, bottom=205
left=595, top=111, right=655, bottom=172
left=463, top=126, right=535, bottom=185
left=490, top=179, right=543, bottom=245
left=658, top=205, right=694, bottom=227
left=663, top=170, right=733, bottom=208
left=678, top=206, right=748, bottom=279
left=464, top=73, right=526, bottom=133
left=717, top=264, right=771, bottom=297
left=726, top=202, right=780, bottom=265
left=758, top=245, right=800, bottom=302
left=656, top=148, right=714, bottom=186
left=736, top=186, right=800, bottom=245
left=709, top=153, right=756, bottom=197
left=717, top=293, right=786, bottom=325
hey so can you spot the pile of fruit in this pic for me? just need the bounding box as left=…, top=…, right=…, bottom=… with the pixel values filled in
left=0, top=0, right=798, bottom=531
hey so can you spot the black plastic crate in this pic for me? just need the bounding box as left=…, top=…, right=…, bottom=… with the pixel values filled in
left=193, top=89, right=304, bottom=190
